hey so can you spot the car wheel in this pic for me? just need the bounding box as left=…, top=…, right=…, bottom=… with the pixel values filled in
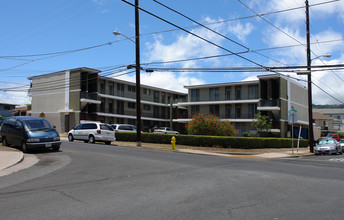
left=2, top=137, right=9, bottom=146
left=21, top=142, right=28, bottom=153
left=89, top=135, right=95, bottom=144
left=68, top=134, right=74, bottom=142
left=105, top=141, right=111, bottom=145
left=52, top=146, right=60, bottom=152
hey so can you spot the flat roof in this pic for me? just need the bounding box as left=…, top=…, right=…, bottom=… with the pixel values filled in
left=28, top=67, right=101, bottom=80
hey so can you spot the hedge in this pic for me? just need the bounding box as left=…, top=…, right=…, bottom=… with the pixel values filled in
left=115, top=132, right=309, bottom=149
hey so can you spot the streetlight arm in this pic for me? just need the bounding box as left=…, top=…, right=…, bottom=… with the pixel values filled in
left=113, top=31, right=136, bottom=44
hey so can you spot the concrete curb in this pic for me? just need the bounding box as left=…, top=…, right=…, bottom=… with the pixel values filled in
left=0, top=148, right=24, bottom=171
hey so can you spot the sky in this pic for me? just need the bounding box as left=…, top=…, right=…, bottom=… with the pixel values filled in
left=1, top=0, right=344, bottom=106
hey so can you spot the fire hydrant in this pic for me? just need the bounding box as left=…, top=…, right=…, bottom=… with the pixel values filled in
left=171, top=136, right=176, bottom=151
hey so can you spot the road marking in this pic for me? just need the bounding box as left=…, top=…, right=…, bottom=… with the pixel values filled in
left=329, top=158, right=344, bottom=162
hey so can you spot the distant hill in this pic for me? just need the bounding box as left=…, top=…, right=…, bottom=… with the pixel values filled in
left=313, top=104, right=344, bottom=109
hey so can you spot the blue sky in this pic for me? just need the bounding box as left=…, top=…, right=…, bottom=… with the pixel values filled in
left=1, top=0, right=344, bottom=105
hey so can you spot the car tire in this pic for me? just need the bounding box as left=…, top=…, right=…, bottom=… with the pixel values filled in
left=89, top=135, right=95, bottom=144
left=52, top=146, right=60, bottom=152
left=105, top=141, right=111, bottom=145
left=68, top=134, right=74, bottom=142
left=21, top=142, right=28, bottom=153
left=2, top=137, right=9, bottom=146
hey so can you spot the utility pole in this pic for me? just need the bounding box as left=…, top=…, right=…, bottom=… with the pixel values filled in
left=306, top=0, right=314, bottom=152
left=135, top=0, right=142, bottom=147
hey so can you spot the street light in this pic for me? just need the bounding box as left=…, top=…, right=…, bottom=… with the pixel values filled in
left=113, top=29, right=142, bottom=147
left=311, top=54, right=331, bottom=61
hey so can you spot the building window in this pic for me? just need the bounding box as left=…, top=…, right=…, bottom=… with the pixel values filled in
left=117, top=118, right=124, bottom=124
left=108, top=101, right=113, bottom=113
left=100, top=82, right=105, bottom=94
left=235, top=104, right=241, bottom=118
left=154, top=106, right=160, bottom=118
left=248, top=104, right=257, bottom=118
left=128, top=119, right=136, bottom=125
left=154, top=91, right=159, bottom=103
left=225, top=104, right=231, bottom=118
left=209, top=87, right=219, bottom=101
left=117, top=101, right=124, bottom=114
left=225, top=87, right=231, bottom=100
left=248, top=85, right=259, bottom=99
left=128, top=102, right=136, bottom=109
left=191, top=89, right=200, bottom=102
left=4, top=105, right=11, bottom=110
left=128, top=85, right=136, bottom=92
left=143, top=104, right=150, bottom=111
left=109, top=83, right=114, bottom=95
left=143, top=88, right=150, bottom=95
left=161, top=92, right=166, bottom=104
left=117, top=83, right=124, bottom=97
left=100, top=99, right=105, bottom=112
left=235, top=86, right=241, bottom=100
left=209, top=105, right=219, bottom=116
left=191, top=105, right=200, bottom=116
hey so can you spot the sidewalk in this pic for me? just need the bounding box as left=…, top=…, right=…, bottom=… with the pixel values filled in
left=0, top=140, right=314, bottom=174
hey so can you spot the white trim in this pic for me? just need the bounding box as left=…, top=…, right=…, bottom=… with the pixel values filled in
left=176, top=99, right=259, bottom=106
left=96, top=112, right=170, bottom=122
left=257, top=106, right=280, bottom=111
left=70, top=89, right=81, bottom=93
left=98, top=93, right=170, bottom=107
left=65, top=70, right=70, bottom=111
left=30, top=91, right=66, bottom=96
left=174, top=118, right=256, bottom=123
left=80, top=98, right=101, bottom=104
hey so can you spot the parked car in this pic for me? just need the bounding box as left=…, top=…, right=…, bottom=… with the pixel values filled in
left=145, top=125, right=160, bottom=133
left=153, top=127, right=179, bottom=134
left=112, top=124, right=137, bottom=133
left=339, top=140, right=344, bottom=152
left=68, top=122, right=115, bottom=145
left=325, top=134, right=341, bottom=142
left=314, top=138, right=343, bottom=155
left=0, top=116, right=61, bottom=152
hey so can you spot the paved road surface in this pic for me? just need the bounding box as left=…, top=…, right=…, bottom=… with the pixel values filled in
left=0, top=141, right=344, bottom=220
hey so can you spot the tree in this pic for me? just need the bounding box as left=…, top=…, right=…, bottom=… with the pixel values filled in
left=251, top=113, right=272, bottom=137
left=186, top=113, right=237, bottom=136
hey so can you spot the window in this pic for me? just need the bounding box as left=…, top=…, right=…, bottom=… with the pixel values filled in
left=117, top=83, right=124, bottom=97
left=109, top=83, right=114, bottom=95
left=117, top=101, right=124, bottom=114
left=235, top=104, right=241, bottom=118
left=209, top=105, right=219, bottom=116
left=248, top=104, right=257, bottom=118
left=143, top=88, right=150, bottom=95
left=191, top=105, right=200, bottom=116
left=100, top=82, right=105, bottom=94
left=154, top=106, right=160, bottom=118
left=143, top=104, right=151, bottom=111
left=161, top=92, right=166, bottom=104
left=154, top=91, right=159, bottom=103
left=209, top=88, right=219, bottom=101
left=191, top=89, right=200, bottom=102
left=225, top=104, right=231, bottom=118
left=100, top=98, right=105, bottom=112
left=225, top=87, right=231, bottom=100
left=235, top=86, right=241, bottom=100
left=128, top=85, right=136, bottom=92
left=128, top=102, right=136, bottom=109
left=248, top=85, right=259, bottom=99
left=108, top=101, right=113, bottom=113
left=128, top=119, right=136, bottom=125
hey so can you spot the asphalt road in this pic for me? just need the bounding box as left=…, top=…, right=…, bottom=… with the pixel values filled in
left=1, top=141, right=344, bottom=220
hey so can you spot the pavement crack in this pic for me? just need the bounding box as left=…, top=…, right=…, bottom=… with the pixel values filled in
left=52, top=189, right=89, bottom=205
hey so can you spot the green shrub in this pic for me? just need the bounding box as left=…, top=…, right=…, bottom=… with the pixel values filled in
left=115, top=132, right=308, bottom=149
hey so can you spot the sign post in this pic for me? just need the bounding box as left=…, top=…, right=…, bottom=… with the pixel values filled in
left=288, top=106, right=298, bottom=154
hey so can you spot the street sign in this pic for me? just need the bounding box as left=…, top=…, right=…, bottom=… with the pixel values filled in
left=289, top=106, right=297, bottom=113
left=288, top=113, right=298, bottom=124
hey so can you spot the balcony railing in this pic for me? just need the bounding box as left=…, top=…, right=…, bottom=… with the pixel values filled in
left=259, top=99, right=280, bottom=107
left=81, top=91, right=99, bottom=100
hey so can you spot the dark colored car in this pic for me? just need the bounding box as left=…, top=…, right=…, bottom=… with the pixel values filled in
left=0, top=116, right=61, bottom=152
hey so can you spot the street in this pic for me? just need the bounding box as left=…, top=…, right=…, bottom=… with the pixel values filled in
left=1, top=141, right=344, bottom=220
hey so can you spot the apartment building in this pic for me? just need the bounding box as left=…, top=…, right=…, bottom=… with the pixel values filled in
left=176, top=74, right=309, bottom=138
left=28, top=67, right=187, bottom=133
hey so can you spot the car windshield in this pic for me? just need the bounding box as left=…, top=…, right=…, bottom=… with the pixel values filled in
left=318, top=139, right=335, bottom=145
left=326, top=134, right=334, bottom=138
left=340, top=140, right=344, bottom=143
left=23, top=119, right=53, bottom=131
